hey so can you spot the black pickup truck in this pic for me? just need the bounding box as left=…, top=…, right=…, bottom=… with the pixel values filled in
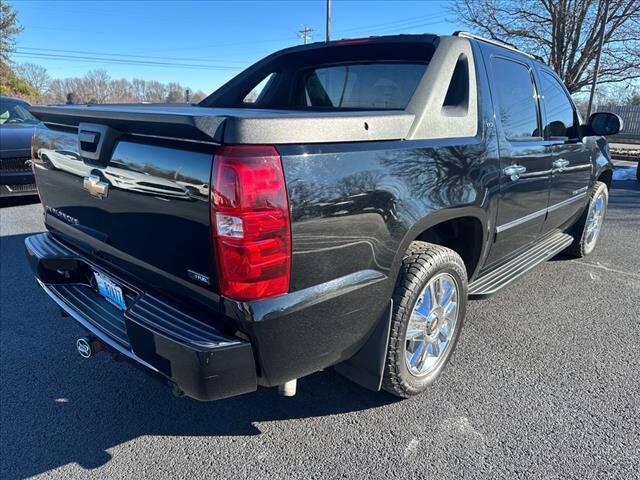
left=26, top=32, right=621, bottom=401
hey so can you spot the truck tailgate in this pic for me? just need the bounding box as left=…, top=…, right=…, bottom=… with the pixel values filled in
left=31, top=120, right=219, bottom=308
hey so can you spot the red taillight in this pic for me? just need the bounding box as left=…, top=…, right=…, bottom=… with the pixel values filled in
left=210, top=145, right=291, bottom=301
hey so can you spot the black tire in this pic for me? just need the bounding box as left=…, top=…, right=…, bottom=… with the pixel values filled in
left=41, top=155, right=54, bottom=169
left=382, top=242, right=467, bottom=398
left=565, top=181, right=609, bottom=258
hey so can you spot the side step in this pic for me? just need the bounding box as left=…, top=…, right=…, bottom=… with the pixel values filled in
left=469, top=231, right=573, bottom=299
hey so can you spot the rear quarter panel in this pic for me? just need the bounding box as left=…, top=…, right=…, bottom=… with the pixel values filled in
left=280, top=137, right=498, bottom=294
left=245, top=136, right=500, bottom=383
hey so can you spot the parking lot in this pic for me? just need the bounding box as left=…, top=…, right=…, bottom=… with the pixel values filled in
left=1, top=167, right=639, bottom=479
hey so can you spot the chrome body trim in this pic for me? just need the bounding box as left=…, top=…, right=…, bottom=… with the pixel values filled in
left=496, top=206, right=547, bottom=233
left=496, top=192, right=588, bottom=233
left=546, top=191, right=587, bottom=213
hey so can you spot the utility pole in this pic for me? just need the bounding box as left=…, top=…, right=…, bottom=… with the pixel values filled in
left=185, top=88, right=191, bottom=103
left=587, top=0, right=610, bottom=118
left=298, top=25, right=314, bottom=45
left=326, top=0, right=331, bottom=42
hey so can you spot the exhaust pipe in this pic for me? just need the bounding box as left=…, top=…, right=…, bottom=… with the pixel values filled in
left=76, top=336, right=104, bottom=358
left=278, top=379, right=297, bottom=397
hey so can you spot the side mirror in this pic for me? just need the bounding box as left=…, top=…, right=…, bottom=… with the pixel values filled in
left=588, top=112, right=623, bottom=136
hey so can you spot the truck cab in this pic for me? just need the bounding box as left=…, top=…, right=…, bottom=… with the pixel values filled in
left=25, top=32, right=619, bottom=401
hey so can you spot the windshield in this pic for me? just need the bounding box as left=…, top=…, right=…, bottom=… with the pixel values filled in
left=0, top=98, right=38, bottom=125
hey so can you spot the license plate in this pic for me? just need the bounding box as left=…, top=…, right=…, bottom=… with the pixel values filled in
left=94, top=272, right=126, bottom=310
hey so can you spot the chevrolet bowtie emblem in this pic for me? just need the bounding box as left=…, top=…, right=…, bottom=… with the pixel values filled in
left=83, top=174, right=109, bottom=198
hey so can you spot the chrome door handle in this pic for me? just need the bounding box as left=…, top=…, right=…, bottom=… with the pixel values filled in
left=553, top=158, right=570, bottom=171
left=503, top=164, right=527, bottom=181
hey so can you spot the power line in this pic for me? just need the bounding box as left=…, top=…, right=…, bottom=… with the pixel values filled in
left=15, top=11, right=454, bottom=73
left=336, top=13, right=440, bottom=35
left=12, top=51, right=243, bottom=71
left=16, top=46, right=251, bottom=64
left=136, top=36, right=296, bottom=54
left=298, top=25, right=314, bottom=45
left=132, top=12, right=449, bottom=54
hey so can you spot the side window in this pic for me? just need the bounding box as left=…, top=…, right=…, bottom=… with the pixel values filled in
left=492, top=57, right=541, bottom=141
left=540, top=71, right=578, bottom=139
left=297, top=63, right=427, bottom=109
left=243, top=72, right=276, bottom=104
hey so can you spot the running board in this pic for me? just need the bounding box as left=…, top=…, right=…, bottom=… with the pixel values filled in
left=469, top=231, right=573, bottom=299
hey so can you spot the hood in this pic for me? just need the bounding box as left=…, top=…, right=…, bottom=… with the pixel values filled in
left=0, top=124, right=35, bottom=159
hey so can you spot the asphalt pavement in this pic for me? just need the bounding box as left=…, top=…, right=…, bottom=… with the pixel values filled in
left=1, top=169, right=639, bottom=479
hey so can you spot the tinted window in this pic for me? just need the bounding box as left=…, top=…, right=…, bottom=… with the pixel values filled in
left=540, top=71, right=577, bottom=139
left=0, top=98, right=37, bottom=125
left=492, top=58, right=540, bottom=141
left=243, top=72, right=276, bottom=104
left=298, top=63, right=426, bottom=109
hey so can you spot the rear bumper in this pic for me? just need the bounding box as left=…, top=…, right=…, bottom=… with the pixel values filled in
left=25, top=232, right=258, bottom=401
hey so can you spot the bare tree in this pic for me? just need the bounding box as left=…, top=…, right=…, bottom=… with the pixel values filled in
left=42, top=72, right=205, bottom=105
left=165, top=82, right=185, bottom=103
left=83, top=70, right=111, bottom=103
left=453, top=0, right=640, bottom=93
left=15, top=63, right=51, bottom=96
left=109, top=78, right=135, bottom=103
left=144, top=81, right=168, bottom=103
left=191, top=90, right=207, bottom=103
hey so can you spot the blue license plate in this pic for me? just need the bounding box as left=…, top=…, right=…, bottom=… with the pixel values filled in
left=94, top=272, right=126, bottom=310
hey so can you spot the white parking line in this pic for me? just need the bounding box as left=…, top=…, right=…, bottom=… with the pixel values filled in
left=571, top=259, right=640, bottom=279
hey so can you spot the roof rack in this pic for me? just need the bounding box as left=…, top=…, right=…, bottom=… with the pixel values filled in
left=453, top=31, right=545, bottom=63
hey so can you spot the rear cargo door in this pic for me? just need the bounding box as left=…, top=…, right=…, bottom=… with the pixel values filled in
left=32, top=122, right=218, bottom=303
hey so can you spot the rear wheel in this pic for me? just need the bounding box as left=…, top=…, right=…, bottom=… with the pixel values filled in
left=566, top=181, right=608, bottom=258
left=382, top=242, right=467, bottom=398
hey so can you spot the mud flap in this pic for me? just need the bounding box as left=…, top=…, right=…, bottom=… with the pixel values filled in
left=334, top=300, right=393, bottom=391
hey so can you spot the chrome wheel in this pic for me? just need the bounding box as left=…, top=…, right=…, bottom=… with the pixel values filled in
left=404, top=272, right=460, bottom=377
left=584, top=189, right=607, bottom=249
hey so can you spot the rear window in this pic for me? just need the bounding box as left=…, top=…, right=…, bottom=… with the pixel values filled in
left=200, top=40, right=437, bottom=110
left=297, top=63, right=426, bottom=110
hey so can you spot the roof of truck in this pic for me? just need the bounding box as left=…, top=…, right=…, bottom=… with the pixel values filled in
left=284, top=31, right=543, bottom=64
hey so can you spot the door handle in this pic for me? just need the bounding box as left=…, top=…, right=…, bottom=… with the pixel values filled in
left=503, top=164, right=527, bottom=181
left=553, top=158, right=570, bottom=172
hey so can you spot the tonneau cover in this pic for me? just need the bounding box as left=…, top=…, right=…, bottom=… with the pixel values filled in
left=30, top=104, right=415, bottom=145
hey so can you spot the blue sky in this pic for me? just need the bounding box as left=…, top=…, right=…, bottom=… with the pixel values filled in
left=11, top=0, right=460, bottom=93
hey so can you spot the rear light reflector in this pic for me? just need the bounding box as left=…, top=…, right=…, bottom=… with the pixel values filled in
left=211, top=145, right=291, bottom=301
